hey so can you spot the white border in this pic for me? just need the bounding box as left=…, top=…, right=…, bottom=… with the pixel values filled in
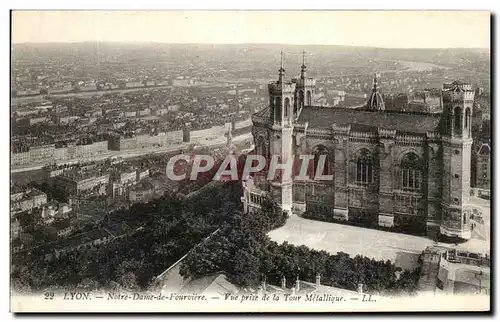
left=2, top=1, right=497, bottom=321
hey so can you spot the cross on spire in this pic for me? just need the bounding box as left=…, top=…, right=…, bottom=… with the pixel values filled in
left=278, top=51, right=285, bottom=82
left=300, top=50, right=307, bottom=79
left=279, top=51, right=285, bottom=72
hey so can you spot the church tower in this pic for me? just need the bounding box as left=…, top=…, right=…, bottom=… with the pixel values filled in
left=293, top=51, right=316, bottom=115
left=440, top=81, right=474, bottom=240
left=268, top=52, right=295, bottom=214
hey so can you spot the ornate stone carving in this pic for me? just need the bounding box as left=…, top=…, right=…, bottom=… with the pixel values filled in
left=379, top=140, right=394, bottom=156
left=295, top=133, right=305, bottom=147
left=428, top=143, right=439, bottom=159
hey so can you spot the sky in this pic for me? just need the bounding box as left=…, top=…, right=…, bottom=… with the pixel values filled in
left=12, top=11, right=490, bottom=48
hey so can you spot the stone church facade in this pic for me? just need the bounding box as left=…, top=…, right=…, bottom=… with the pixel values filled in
left=242, top=56, right=475, bottom=240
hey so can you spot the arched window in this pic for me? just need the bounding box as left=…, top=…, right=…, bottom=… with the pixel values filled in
left=313, top=146, right=330, bottom=177
left=284, top=97, right=290, bottom=118
left=465, top=107, right=471, bottom=133
left=445, top=106, right=453, bottom=134
left=401, top=152, right=422, bottom=191
left=356, top=149, right=373, bottom=184
left=293, top=94, right=298, bottom=114
left=275, top=97, right=282, bottom=120
left=306, top=91, right=312, bottom=106
left=299, top=91, right=304, bottom=109
left=454, top=106, right=462, bottom=133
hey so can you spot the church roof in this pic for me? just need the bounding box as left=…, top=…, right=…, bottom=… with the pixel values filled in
left=297, top=106, right=441, bottom=134
left=254, top=106, right=270, bottom=118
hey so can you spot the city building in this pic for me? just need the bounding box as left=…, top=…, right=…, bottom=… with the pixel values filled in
left=40, top=228, right=113, bottom=261
left=29, top=144, right=56, bottom=164
left=188, top=125, right=228, bottom=145
left=116, top=168, right=137, bottom=185
left=53, top=219, right=74, bottom=238
left=136, top=168, right=150, bottom=181
left=108, top=130, right=183, bottom=151
left=128, top=181, right=154, bottom=203
left=11, top=151, right=31, bottom=166
left=242, top=57, right=476, bottom=240
left=10, top=188, right=48, bottom=215
left=54, top=170, right=110, bottom=196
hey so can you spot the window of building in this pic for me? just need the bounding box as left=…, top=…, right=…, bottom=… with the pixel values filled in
left=275, top=97, right=281, bottom=119
left=395, top=194, right=421, bottom=213
left=284, top=98, right=290, bottom=118
left=313, top=146, right=330, bottom=178
left=465, top=107, right=471, bottom=132
left=454, top=106, right=462, bottom=133
left=446, top=107, right=453, bottom=134
left=401, top=153, right=422, bottom=191
left=356, top=149, right=373, bottom=184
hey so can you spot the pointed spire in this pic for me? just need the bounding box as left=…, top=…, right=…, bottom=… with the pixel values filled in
left=278, top=51, right=285, bottom=82
left=367, top=72, right=385, bottom=111
left=373, top=73, right=378, bottom=92
left=301, top=50, right=307, bottom=79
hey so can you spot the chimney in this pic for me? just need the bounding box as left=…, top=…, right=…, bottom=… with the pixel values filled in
left=296, top=275, right=300, bottom=292
left=281, top=276, right=286, bottom=289
left=357, top=283, right=364, bottom=294
left=315, top=274, right=321, bottom=287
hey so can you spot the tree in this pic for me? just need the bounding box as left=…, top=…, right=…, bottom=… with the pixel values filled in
left=76, top=278, right=101, bottom=291
left=118, top=272, right=140, bottom=291
left=227, top=249, right=260, bottom=287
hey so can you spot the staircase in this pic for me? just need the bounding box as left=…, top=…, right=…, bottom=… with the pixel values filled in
left=417, top=247, right=443, bottom=293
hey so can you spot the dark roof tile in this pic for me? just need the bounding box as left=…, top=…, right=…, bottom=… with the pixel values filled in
left=297, top=106, right=441, bottom=134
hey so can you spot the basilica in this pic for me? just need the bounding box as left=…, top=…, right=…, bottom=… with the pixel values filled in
left=242, top=54, right=475, bottom=240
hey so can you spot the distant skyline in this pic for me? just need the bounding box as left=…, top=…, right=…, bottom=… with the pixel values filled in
left=12, top=11, right=490, bottom=49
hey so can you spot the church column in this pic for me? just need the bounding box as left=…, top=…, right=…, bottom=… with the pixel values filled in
left=377, top=129, right=396, bottom=228
left=333, top=136, right=348, bottom=221
left=426, top=140, right=441, bottom=238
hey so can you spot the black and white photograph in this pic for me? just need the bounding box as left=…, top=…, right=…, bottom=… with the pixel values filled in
left=8, top=10, right=491, bottom=312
